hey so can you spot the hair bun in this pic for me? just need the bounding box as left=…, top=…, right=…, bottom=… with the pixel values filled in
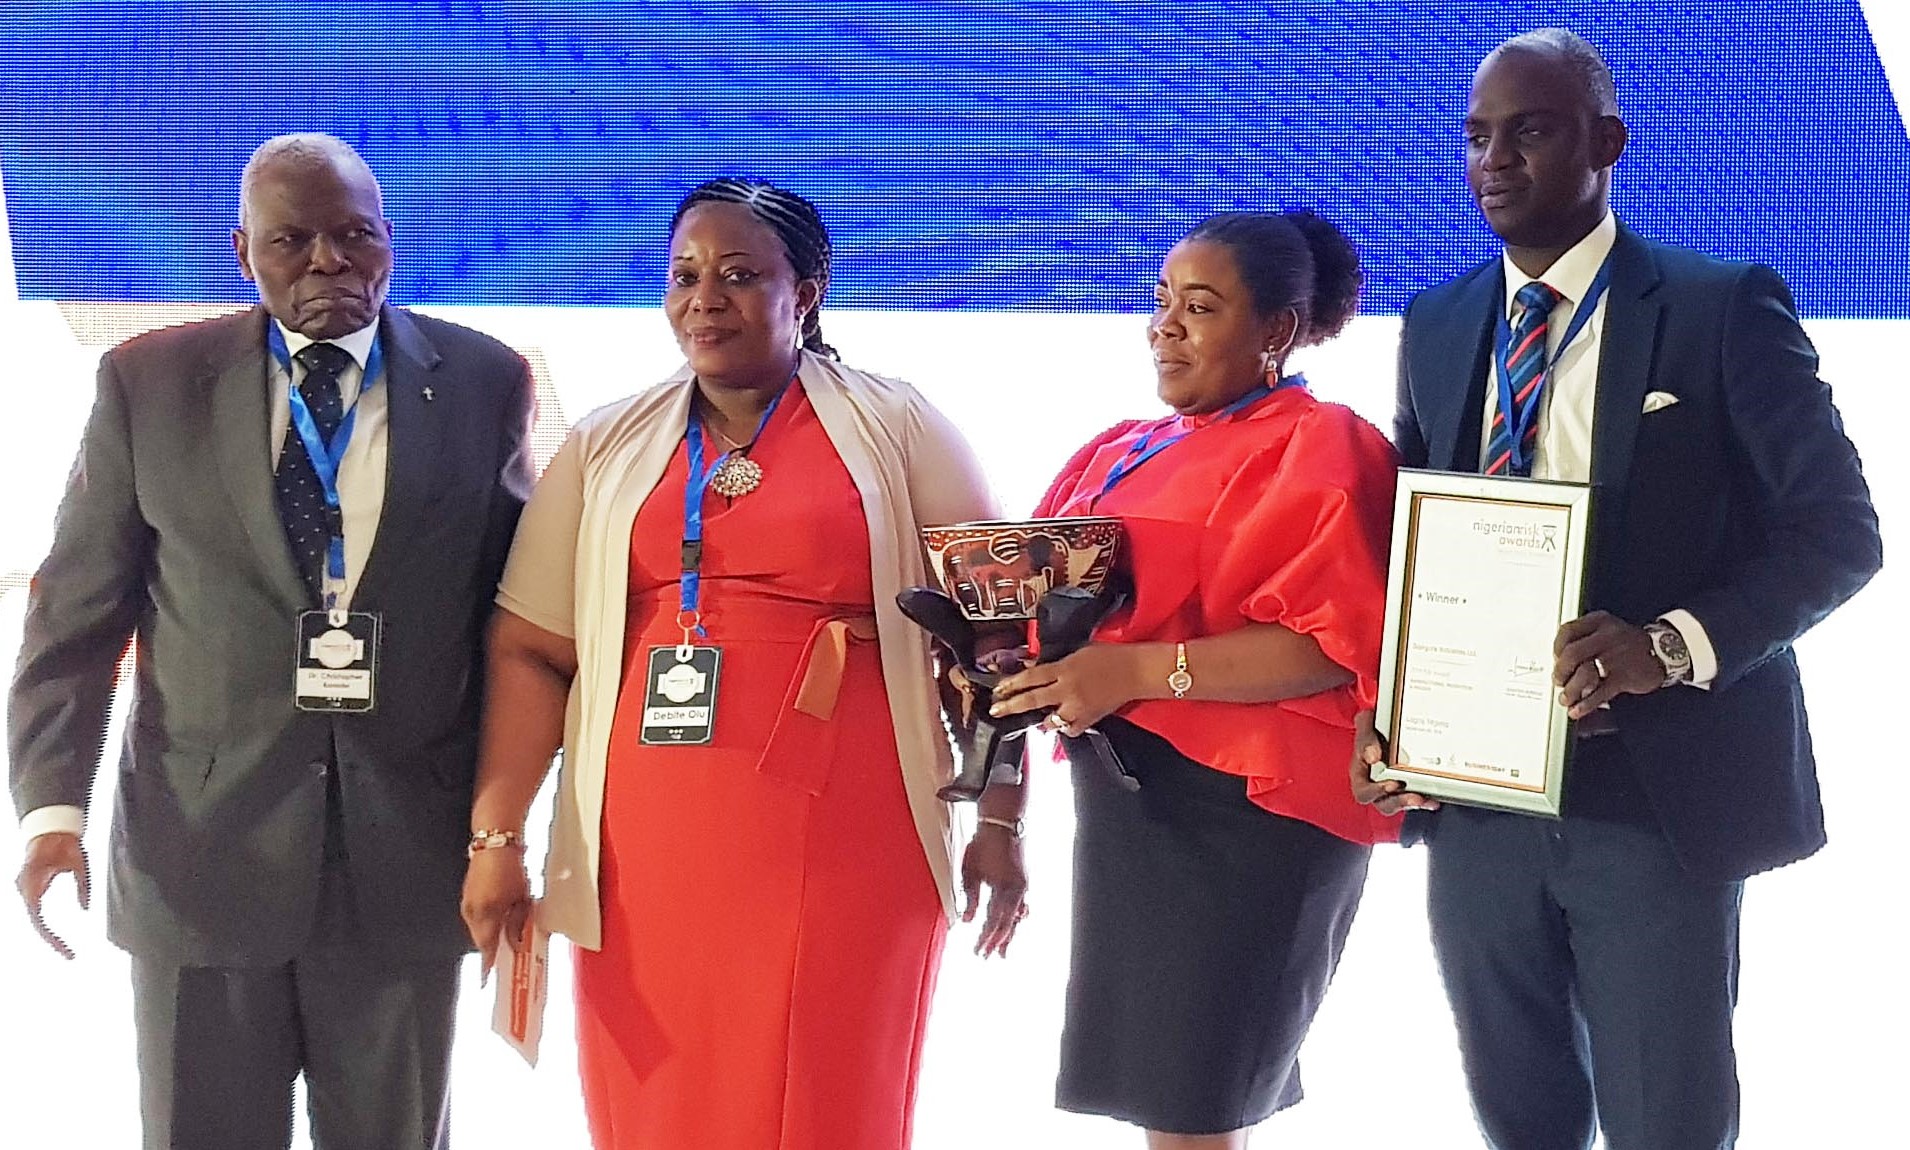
left=1282, top=210, right=1362, bottom=346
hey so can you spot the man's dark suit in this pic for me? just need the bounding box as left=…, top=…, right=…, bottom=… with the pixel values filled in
left=9, top=305, right=534, bottom=1143
left=1397, top=223, right=1879, bottom=1147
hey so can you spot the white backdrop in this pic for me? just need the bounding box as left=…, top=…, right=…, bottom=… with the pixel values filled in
left=1, top=6, right=1906, bottom=1142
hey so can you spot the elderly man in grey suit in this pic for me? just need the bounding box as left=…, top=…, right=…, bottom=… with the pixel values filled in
left=9, top=133, right=534, bottom=1149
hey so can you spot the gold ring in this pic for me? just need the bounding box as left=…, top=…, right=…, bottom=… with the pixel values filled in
left=1039, top=713, right=1067, bottom=733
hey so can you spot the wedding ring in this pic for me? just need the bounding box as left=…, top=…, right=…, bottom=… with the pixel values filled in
left=1593, top=657, right=1608, bottom=679
left=1038, top=713, right=1067, bottom=733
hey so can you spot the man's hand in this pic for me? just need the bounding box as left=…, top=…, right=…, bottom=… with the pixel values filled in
left=1553, top=611, right=1663, bottom=719
left=17, top=832, right=89, bottom=960
left=1348, top=709, right=1440, bottom=816
left=960, top=823, right=1028, bottom=958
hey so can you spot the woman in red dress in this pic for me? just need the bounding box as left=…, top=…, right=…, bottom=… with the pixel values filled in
left=459, top=179, right=1025, bottom=1149
left=990, top=211, right=1402, bottom=1149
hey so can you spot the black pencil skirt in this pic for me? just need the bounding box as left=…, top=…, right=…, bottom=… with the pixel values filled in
left=1055, top=718, right=1371, bottom=1135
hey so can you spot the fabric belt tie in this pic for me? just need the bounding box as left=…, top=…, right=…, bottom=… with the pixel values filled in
left=757, top=614, right=881, bottom=795
left=791, top=615, right=881, bottom=719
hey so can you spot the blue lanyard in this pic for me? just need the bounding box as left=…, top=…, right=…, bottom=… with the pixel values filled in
left=1092, top=374, right=1304, bottom=506
left=1492, top=256, right=1612, bottom=475
left=677, top=382, right=790, bottom=642
left=270, top=324, right=384, bottom=615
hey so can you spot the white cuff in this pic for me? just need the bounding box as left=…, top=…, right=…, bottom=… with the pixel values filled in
left=1659, top=609, right=1718, bottom=690
left=19, top=805, right=85, bottom=841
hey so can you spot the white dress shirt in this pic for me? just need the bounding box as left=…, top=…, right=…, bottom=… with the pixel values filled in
left=1478, top=212, right=1718, bottom=688
left=21, top=318, right=389, bottom=841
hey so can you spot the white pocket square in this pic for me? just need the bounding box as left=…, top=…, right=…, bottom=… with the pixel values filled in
left=1642, top=391, right=1681, bottom=414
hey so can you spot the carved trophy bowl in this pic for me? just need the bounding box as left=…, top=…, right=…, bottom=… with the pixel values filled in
left=919, top=517, right=1123, bottom=623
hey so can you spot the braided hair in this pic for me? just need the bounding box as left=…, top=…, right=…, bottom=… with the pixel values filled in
left=1182, top=210, right=1363, bottom=356
left=669, top=177, right=839, bottom=360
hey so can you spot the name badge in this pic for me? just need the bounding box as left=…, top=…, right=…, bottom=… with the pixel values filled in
left=295, top=610, right=380, bottom=713
left=640, top=645, right=722, bottom=745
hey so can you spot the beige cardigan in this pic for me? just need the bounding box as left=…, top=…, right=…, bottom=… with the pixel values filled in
left=496, top=352, right=999, bottom=948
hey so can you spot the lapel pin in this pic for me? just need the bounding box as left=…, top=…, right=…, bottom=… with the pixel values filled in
left=422, top=386, right=436, bottom=402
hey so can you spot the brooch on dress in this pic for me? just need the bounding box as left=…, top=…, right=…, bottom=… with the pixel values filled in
left=710, top=453, right=764, bottom=498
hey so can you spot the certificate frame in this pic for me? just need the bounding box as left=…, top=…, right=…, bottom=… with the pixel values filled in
left=1371, top=469, right=1594, bottom=817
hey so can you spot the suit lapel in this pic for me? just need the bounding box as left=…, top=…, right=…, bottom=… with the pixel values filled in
left=210, top=308, right=308, bottom=609
left=1589, top=226, right=1665, bottom=547
left=355, top=307, right=446, bottom=604
left=1427, top=265, right=1500, bottom=472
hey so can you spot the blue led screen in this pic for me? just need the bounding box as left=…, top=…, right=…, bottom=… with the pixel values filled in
left=1, top=1, right=1905, bottom=316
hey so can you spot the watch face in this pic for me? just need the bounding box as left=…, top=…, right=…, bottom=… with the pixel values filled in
left=1647, top=623, right=1693, bottom=685
left=1167, top=669, right=1193, bottom=693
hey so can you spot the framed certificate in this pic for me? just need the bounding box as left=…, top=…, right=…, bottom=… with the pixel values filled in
left=1371, top=470, right=1594, bottom=817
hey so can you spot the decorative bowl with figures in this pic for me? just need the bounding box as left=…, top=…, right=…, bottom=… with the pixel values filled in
left=919, top=517, right=1124, bottom=622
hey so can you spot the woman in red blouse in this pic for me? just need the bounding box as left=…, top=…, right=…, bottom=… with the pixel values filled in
left=990, top=211, right=1400, bottom=1148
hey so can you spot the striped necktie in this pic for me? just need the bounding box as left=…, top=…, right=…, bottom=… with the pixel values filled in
left=1485, top=281, right=1563, bottom=477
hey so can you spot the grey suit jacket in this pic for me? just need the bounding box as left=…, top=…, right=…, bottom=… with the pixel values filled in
left=8, top=305, right=535, bottom=965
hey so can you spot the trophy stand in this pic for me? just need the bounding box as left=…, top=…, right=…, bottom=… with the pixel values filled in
left=897, top=583, right=1135, bottom=801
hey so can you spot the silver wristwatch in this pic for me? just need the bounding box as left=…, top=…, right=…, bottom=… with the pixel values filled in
left=1643, top=620, right=1693, bottom=687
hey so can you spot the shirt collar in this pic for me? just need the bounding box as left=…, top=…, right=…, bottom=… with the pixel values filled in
left=1501, top=211, right=1617, bottom=318
left=274, top=316, right=381, bottom=370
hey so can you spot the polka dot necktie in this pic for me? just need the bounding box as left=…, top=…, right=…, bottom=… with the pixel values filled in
left=275, top=342, right=353, bottom=601
left=1485, top=281, right=1563, bottom=477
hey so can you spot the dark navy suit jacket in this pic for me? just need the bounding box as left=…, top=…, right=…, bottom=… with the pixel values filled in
left=1396, top=223, right=1881, bottom=882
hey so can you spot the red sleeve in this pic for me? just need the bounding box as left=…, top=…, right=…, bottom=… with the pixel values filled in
left=1035, top=420, right=1149, bottom=517
left=1206, top=403, right=1400, bottom=712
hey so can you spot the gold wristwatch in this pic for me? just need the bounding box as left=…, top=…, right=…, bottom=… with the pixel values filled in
left=1167, top=642, right=1192, bottom=699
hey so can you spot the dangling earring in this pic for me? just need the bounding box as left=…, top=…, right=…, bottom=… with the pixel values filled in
left=1262, top=309, right=1298, bottom=379
left=1261, top=337, right=1293, bottom=380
